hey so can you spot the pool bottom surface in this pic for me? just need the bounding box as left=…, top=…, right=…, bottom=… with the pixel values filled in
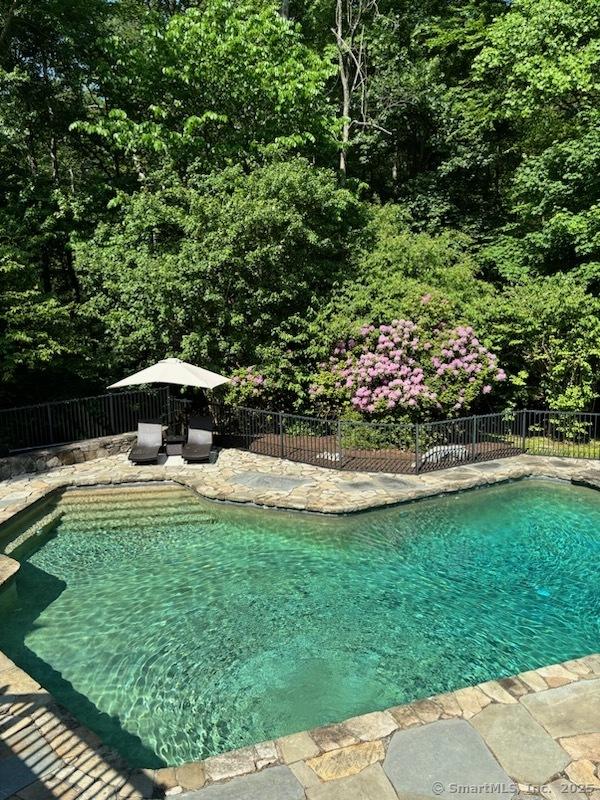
left=0, top=480, right=599, bottom=768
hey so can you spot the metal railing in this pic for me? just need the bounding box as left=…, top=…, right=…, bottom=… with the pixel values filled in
left=213, top=406, right=600, bottom=474
left=519, top=409, right=600, bottom=460
left=0, top=388, right=170, bottom=452
left=2, top=394, right=599, bottom=472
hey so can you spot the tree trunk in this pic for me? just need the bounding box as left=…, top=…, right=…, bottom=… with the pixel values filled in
left=339, top=67, right=350, bottom=176
left=280, top=0, right=290, bottom=18
left=64, top=248, right=80, bottom=300
left=336, top=0, right=350, bottom=176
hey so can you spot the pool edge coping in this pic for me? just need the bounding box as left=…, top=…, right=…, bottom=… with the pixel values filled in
left=1, top=454, right=600, bottom=592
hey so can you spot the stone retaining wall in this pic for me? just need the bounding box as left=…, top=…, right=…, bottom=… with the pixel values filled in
left=0, top=433, right=135, bottom=480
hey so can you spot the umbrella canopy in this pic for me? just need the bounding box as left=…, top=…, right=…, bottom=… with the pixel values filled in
left=108, top=358, right=230, bottom=390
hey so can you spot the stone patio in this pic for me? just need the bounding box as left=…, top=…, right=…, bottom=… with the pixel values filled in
left=1, top=450, right=600, bottom=798
left=0, top=449, right=600, bottom=526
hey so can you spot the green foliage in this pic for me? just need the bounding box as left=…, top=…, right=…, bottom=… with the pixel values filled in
left=74, top=158, right=365, bottom=373
left=1, top=0, right=599, bottom=417
left=0, top=259, right=75, bottom=377
left=482, top=274, right=600, bottom=410
left=317, top=205, right=491, bottom=342
left=75, top=0, right=337, bottom=176
left=469, top=0, right=600, bottom=279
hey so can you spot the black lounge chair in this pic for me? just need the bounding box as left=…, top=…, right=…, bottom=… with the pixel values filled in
left=129, top=421, right=163, bottom=464
left=182, top=416, right=213, bottom=463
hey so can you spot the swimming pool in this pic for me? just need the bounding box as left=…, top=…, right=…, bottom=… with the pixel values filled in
left=0, top=480, right=599, bottom=767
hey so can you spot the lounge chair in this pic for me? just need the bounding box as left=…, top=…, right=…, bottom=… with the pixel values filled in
left=182, top=416, right=213, bottom=463
left=129, top=421, right=163, bottom=464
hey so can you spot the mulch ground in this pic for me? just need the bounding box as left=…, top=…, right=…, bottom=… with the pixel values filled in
left=217, top=432, right=523, bottom=475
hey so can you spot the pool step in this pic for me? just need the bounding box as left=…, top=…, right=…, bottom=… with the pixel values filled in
left=59, top=494, right=195, bottom=515
left=55, top=485, right=218, bottom=533
left=4, top=510, right=64, bottom=558
left=61, top=502, right=213, bottom=523
left=63, top=485, right=191, bottom=502
left=60, top=513, right=216, bottom=534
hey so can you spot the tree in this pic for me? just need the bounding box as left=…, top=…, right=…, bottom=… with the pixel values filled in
left=76, top=0, right=337, bottom=180
left=73, top=159, right=365, bottom=375
left=481, top=274, right=600, bottom=410
left=467, top=0, right=600, bottom=278
left=330, top=0, right=377, bottom=175
left=0, top=0, right=112, bottom=402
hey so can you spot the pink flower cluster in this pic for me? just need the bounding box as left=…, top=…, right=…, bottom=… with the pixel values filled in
left=431, top=326, right=506, bottom=411
left=311, top=320, right=506, bottom=418
left=231, top=366, right=265, bottom=396
left=315, top=320, right=438, bottom=414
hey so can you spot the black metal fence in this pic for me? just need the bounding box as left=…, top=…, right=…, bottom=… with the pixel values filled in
left=519, top=409, right=600, bottom=460
left=0, top=389, right=169, bottom=452
left=2, top=393, right=599, bottom=473
left=214, top=406, right=600, bottom=474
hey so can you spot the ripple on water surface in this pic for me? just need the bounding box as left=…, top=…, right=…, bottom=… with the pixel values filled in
left=1, top=480, right=599, bottom=766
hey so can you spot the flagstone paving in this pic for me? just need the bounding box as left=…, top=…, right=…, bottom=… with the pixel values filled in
left=520, top=680, right=600, bottom=738
left=0, top=449, right=600, bottom=529
left=470, top=704, right=570, bottom=784
left=1, top=451, right=600, bottom=798
left=181, top=765, right=304, bottom=800
left=1, top=652, right=599, bottom=799
left=383, top=718, right=514, bottom=800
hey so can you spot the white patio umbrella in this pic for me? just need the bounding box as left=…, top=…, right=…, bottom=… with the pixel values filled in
left=108, top=357, right=230, bottom=390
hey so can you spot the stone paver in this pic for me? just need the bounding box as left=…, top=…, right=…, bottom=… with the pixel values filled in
left=306, top=763, right=398, bottom=800
left=543, top=778, right=588, bottom=800
left=306, top=741, right=384, bottom=781
left=1, top=448, right=600, bottom=525
left=310, top=723, right=358, bottom=752
left=559, top=733, right=600, bottom=761
left=231, top=472, right=312, bottom=491
left=175, top=762, right=206, bottom=790
left=383, top=719, right=514, bottom=800
left=203, top=747, right=256, bottom=782
left=277, top=731, right=320, bottom=764
left=345, top=711, right=398, bottom=741
left=470, top=702, right=570, bottom=783
left=521, top=678, right=600, bottom=738
left=478, top=681, right=518, bottom=705
left=182, top=765, right=304, bottom=799
left=453, top=686, right=491, bottom=718
left=565, top=759, right=600, bottom=789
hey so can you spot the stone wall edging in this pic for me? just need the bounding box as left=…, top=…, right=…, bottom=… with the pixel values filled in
left=0, top=433, right=136, bottom=480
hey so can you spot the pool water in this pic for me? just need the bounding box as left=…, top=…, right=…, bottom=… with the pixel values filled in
left=1, top=480, right=599, bottom=767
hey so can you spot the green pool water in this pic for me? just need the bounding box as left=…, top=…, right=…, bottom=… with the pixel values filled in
left=1, top=479, right=599, bottom=767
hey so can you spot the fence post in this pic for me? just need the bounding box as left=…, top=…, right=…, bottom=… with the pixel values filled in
left=414, top=423, right=420, bottom=475
left=46, top=405, right=53, bottom=445
left=165, top=387, right=172, bottom=430
left=108, top=394, right=115, bottom=434
left=521, top=409, right=527, bottom=453
left=337, top=419, right=342, bottom=469
left=279, top=411, right=285, bottom=459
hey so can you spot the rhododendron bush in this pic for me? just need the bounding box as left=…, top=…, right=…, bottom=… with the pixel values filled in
left=308, top=319, right=506, bottom=421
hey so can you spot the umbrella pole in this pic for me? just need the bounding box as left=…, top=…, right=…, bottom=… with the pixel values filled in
left=166, top=385, right=172, bottom=432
